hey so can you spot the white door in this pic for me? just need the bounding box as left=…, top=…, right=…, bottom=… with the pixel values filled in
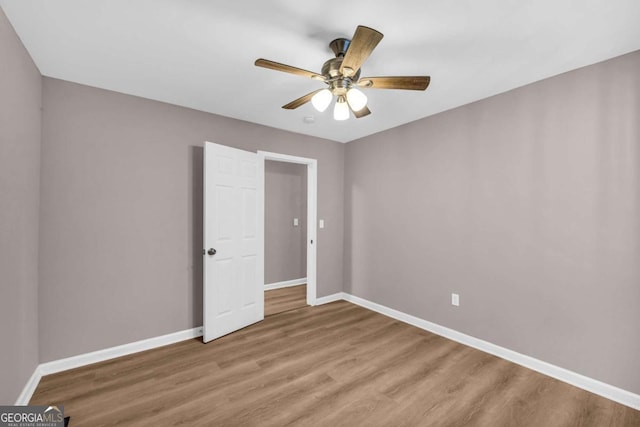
left=203, top=142, right=264, bottom=343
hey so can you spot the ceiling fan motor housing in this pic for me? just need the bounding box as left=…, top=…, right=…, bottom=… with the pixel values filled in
left=321, top=57, right=360, bottom=95
left=329, top=38, right=350, bottom=57
left=322, top=38, right=361, bottom=97
left=325, top=38, right=361, bottom=78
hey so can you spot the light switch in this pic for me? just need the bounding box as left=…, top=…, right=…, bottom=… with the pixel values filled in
left=293, top=218, right=299, bottom=226
left=451, top=293, right=460, bottom=307
left=319, top=219, right=325, bottom=229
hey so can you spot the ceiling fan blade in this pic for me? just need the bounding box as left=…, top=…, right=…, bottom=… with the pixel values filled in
left=255, top=59, right=325, bottom=81
left=347, top=96, right=371, bottom=118
left=282, top=89, right=323, bottom=110
left=357, top=76, right=431, bottom=90
left=340, top=26, right=383, bottom=78
left=352, top=105, right=371, bottom=119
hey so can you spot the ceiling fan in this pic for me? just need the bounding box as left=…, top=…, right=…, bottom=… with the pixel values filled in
left=255, top=25, right=431, bottom=121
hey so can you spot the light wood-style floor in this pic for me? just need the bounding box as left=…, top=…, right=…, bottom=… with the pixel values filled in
left=264, top=284, right=307, bottom=317
left=31, top=301, right=639, bottom=426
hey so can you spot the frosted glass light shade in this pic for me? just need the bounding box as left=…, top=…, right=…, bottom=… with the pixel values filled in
left=346, top=87, right=367, bottom=112
left=311, top=89, right=332, bottom=112
left=333, top=97, right=350, bottom=121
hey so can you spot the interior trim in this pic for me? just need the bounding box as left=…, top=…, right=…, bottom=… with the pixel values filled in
left=314, top=292, right=345, bottom=306
left=264, top=278, right=307, bottom=291
left=17, top=293, right=640, bottom=411
left=258, top=151, right=318, bottom=306
left=15, top=327, right=203, bottom=405
left=15, top=367, right=42, bottom=406
left=341, top=293, right=640, bottom=411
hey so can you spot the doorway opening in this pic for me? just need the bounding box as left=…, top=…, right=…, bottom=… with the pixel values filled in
left=264, top=160, right=307, bottom=316
left=259, top=151, right=317, bottom=312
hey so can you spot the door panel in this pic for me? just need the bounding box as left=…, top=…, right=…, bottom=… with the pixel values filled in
left=204, top=142, right=264, bottom=342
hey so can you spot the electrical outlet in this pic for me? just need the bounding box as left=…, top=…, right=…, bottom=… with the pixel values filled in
left=451, top=293, right=460, bottom=307
left=293, top=218, right=299, bottom=226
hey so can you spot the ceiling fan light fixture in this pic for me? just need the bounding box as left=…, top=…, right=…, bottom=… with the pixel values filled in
left=346, top=87, right=367, bottom=112
left=333, top=96, right=350, bottom=121
left=311, top=89, right=332, bottom=112
left=255, top=25, right=430, bottom=121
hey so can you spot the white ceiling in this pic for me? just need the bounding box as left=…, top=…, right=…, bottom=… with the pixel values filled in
left=2, top=0, right=639, bottom=143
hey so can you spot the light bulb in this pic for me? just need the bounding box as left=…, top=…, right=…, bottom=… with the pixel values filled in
left=333, top=96, right=350, bottom=121
left=311, top=89, right=332, bottom=112
left=346, top=87, right=367, bottom=112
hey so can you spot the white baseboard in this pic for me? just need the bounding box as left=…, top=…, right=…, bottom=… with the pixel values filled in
left=264, top=278, right=307, bottom=291
left=15, top=367, right=43, bottom=405
left=39, top=327, right=203, bottom=376
left=17, top=326, right=203, bottom=405
left=314, top=292, right=346, bottom=306
left=18, top=294, right=640, bottom=411
left=342, top=293, right=640, bottom=411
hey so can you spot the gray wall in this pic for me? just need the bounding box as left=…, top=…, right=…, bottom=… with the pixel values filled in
left=265, top=161, right=307, bottom=284
left=39, top=78, right=344, bottom=362
left=0, top=8, right=41, bottom=404
left=344, top=50, right=640, bottom=394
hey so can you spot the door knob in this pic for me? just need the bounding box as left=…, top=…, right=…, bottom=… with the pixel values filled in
left=207, top=248, right=217, bottom=256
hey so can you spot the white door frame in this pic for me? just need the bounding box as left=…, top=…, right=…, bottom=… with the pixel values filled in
left=258, top=151, right=318, bottom=306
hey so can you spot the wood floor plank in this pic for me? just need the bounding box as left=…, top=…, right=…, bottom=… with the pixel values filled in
left=30, top=301, right=640, bottom=426
left=264, top=284, right=307, bottom=316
